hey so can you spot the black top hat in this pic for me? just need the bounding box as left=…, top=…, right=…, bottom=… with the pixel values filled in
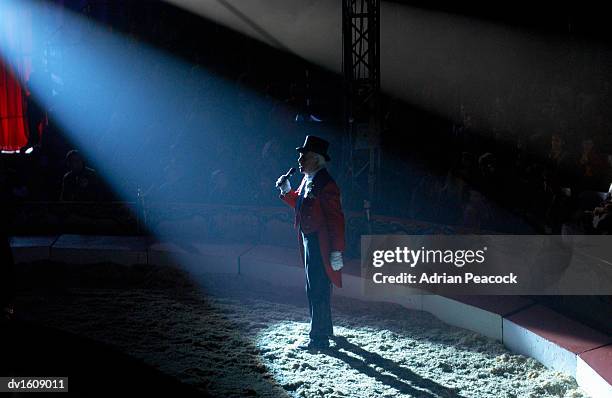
left=296, top=135, right=331, bottom=161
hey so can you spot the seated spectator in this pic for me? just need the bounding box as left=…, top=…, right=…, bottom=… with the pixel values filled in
left=577, top=137, right=607, bottom=191
left=60, top=150, right=99, bottom=201
left=547, top=134, right=572, bottom=172
left=543, top=134, right=575, bottom=233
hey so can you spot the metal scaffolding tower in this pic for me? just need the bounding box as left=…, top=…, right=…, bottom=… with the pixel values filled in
left=342, top=0, right=381, bottom=211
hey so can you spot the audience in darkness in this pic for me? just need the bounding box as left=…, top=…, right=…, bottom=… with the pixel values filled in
left=1, top=2, right=612, bottom=236
left=6, top=56, right=612, bottom=235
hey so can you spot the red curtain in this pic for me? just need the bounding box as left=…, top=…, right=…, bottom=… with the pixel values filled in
left=0, top=3, right=32, bottom=151
left=0, top=59, right=28, bottom=151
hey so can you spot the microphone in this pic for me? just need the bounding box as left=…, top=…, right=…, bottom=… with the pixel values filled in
left=277, top=167, right=296, bottom=187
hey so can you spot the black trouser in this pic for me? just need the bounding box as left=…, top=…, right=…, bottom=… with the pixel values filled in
left=302, top=231, right=333, bottom=340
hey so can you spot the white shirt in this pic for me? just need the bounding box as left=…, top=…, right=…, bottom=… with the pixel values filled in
left=303, top=167, right=323, bottom=197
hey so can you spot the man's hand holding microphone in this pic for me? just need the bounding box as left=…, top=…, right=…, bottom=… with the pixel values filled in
left=276, top=168, right=295, bottom=194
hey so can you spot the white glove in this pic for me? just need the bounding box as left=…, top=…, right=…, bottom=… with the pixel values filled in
left=276, top=175, right=291, bottom=194
left=330, top=251, right=344, bottom=271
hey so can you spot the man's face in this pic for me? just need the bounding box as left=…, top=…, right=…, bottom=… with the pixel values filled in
left=298, top=151, right=318, bottom=174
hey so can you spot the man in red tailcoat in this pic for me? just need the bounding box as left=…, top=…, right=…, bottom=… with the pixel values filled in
left=276, top=135, right=345, bottom=350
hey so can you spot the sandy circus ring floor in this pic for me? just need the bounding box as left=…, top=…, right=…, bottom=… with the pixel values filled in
left=14, top=263, right=588, bottom=398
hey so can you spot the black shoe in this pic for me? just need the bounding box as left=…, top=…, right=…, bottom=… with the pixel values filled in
left=298, top=339, right=329, bottom=350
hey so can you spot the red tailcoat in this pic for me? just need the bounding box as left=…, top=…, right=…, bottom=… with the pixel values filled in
left=280, top=168, right=345, bottom=288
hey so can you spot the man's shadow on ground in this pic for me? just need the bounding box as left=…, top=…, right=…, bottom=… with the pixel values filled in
left=327, top=336, right=466, bottom=398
